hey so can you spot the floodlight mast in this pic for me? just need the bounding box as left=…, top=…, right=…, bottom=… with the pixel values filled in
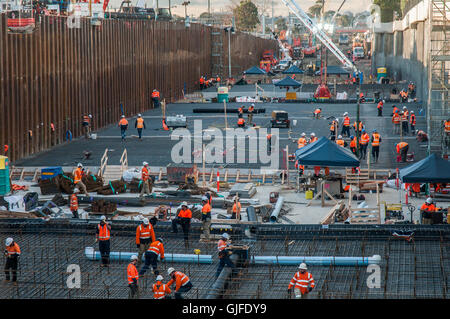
left=279, top=0, right=358, bottom=74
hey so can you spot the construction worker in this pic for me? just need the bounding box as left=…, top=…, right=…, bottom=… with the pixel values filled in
left=237, top=106, right=244, bottom=118
left=267, top=133, right=272, bottom=153
left=359, top=91, right=365, bottom=103
left=401, top=108, right=409, bottom=134
left=392, top=111, right=401, bottom=134
left=329, top=119, right=338, bottom=141
left=95, top=215, right=111, bottom=267
left=70, top=192, right=79, bottom=219
left=313, top=108, right=322, bottom=119
left=136, top=217, right=156, bottom=266
left=127, top=255, right=139, bottom=299
left=151, top=89, right=160, bottom=108
left=231, top=196, right=241, bottom=220
left=349, top=135, right=357, bottom=155
left=336, top=135, right=346, bottom=147
left=287, top=263, right=315, bottom=299
left=118, top=115, right=128, bottom=140
left=247, top=104, right=255, bottom=125
left=392, top=105, right=399, bottom=115
left=341, top=112, right=351, bottom=137
left=420, top=197, right=439, bottom=224
left=215, top=233, right=235, bottom=278
left=297, top=133, right=307, bottom=149
left=353, top=120, right=364, bottom=134
left=396, top=141, right=409, bottom=162
left=135, top=114, right=146, bottom=140
left=171, top=202, right=192, bottom=246
left=295, top=160, right=304, bottom=176
left=153, top=275, right=171, bottom=299
left=359, top=129, right=370, bottom=160
left=237, top=117, right=245, bottom=128
left=309, top=133, right=318, bottom=144
left=140, top=237, right=165, bottom=276
left=4, top=237, right=20, bottom=284
left=201, top=196, right=212, bottom=240
left=410, top=111, right=416, bottom=135
left=167, top=268, right=192, bottom=299
left=199, top=76, right=205, bottom=89
left=445, top=118, right=450, bottom=135
left=82, top=114, right=92, bottom=138
left=377, top=100, right=383, bottom=117
left=73, top=163, right=89, bottom=196
left=400, top=89, right=408, bottom=102
left=371, top=129, right=382, bottom=162
left=139, top=162, right=152, bottom=199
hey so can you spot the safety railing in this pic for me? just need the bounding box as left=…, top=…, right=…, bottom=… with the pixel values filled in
left=98, top=148, right=109, bottom=177
left=120, top=148, right=128, bottom=175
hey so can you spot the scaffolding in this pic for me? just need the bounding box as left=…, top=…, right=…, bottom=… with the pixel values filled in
left=211, top=28, right=224, bottom=79
left=427, top=0, right=450, bottom=157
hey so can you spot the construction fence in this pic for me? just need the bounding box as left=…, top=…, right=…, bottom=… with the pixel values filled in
left=0, top=15, right=277, bottom=163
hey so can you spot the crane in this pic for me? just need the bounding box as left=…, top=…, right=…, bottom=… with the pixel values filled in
left=271, top=29, right=292, bottom=61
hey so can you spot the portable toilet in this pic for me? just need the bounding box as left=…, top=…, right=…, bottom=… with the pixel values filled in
left=377, top=67, right=387, bottom=82
left=0, top=156, right=10, bottom=195
left=217, top=86, right=229, bottom=102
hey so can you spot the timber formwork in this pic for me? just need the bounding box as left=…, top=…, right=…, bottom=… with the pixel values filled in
left=0, top=220, right=449, bottom=299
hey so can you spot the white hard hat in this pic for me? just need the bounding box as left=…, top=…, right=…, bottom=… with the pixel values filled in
left=167, top=267, right=175, bottom=275
left=251, top=103, right=255, bottom=107
left=121, top=115, right=125, bottom=118
left=100, top=215, right=106, bottom=221
left=222, top=233, right=230, bottom=239
left=310, top=133, right=315, bottom=137
left=138, top=113, right=142, bottom=117
left=411, top=111, right=414, bottom=113
left=301, top=132, right=306, bottom=137
left=131, top=255, right=138, bottom=261
left=143, top=218, right=149, bottom=224
left=5, top=238, right=13, bottom=246
left=338, top=135, right=342, bottom=139
left=143, top=161, right=148, bottom=166
left=77, top=163, right=83, bottom=168
left=403, top=106, right=407, bottom=109
left=343, top=112, right=348, bottom=116
left=181, top=202, right=188, bottom=207
left=156, top=275, right=164, bottom=281
left=88, top=114, right=92, bottom=118
left=299, top=263, right=307, bottom=270
left=426, top=197, right=433, bottom=204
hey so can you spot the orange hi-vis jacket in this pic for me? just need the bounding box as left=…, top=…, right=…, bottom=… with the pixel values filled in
left=392, top=106, right=399, bottom=114
left=147, top=240, right=164, bottom=258
left=142, top=166, right=149, bottom=181
left=288, top=271, right=315, bottom=294
left=127, top=262, right=138, bottom=284
left=238, top=107, right=243, bottom=114
left=74, top=167, right=83, bottom=184
left=371, top=133, right=381, bottom=146
left=216, top=77, right=221, bottom=82
left=97, top=223, right=110, bottom=241
left=152, top=91, right=160, bottom=98
left=420, top=203, right=438, bottom=213
left=153, top=281, right=171, bottom=299
left=202, top=202, right=211, bottom=218
left=167, top=271, right=190, bottom=291
left=350, top=137, right=356, bottom=148
left=336, top=139, right=345, bottom=146
left=396, top=142, right=409, bottom=153
left=297, top=137, right=307, bottom=148
left=310, top=137, right=318, bottom=143
left=248, top=106, right=254, bottom=113
left=218, top=239, right=228, bottom=252
left=360, top=133, right=370, bottom=145
left=136, top=223, right=155, bottom=244
left=136, top=117, right=144, bottom=129
left=232, top=202, right=241, bottom=213
left=377, top=101, right=383, bottom=109
left=445, top=120, right=450, bottom=133
left=5, top=242, right=20, bottom=257
left=343, top=116, right=350, bottom=126
left=314, top=108, right=321, bottom=114
left=178, top=208, right=192, bottom=219
left=70, top=194, right=78, bottom=211
left=410, top=114, right=416, bottom=125
left=237, top=118, right=245, bottom=125
left=83, top=115, right=91, bottom=124
left=199, top=77, right=205, bottom=84
left=295, top=160, right=304, bottom=170
left=392, top=113, right=401, bottom=124
left=119, top=118, right=128, bottom=126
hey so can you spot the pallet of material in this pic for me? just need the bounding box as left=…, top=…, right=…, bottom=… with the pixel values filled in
left=229, top=183, right=257, bottom=199
left=57, top=173, right=76, bottom=194
left=0, top=210, right=39, bottom=219
left=38, top=177, right=60, bottom=195
left=83, top=174, right=104, bottom=192
left=90, top=199, right=117, bottom=214
left=321, top=201, right=345, bottom=225
left=127, top=178, right=153, bottom=193
left=358, top=181, right=384, bottom=192
left=97, top=180, right=127, bottom=195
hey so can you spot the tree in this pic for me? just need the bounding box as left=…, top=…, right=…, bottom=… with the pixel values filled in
left=373, top=0, right=401, bottom=22
left=233, top=0, right=260, bottom=32
left=199, top=12, right=211, bottom=19
left=308, top=4, right=322, bottom=18
left=274, top=17, right=287, bottom=31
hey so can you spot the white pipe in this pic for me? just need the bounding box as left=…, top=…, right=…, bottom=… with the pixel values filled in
left=251, top=255, right=381, bottom=266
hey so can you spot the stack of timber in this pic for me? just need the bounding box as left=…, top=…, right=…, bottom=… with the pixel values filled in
left=38, top=177, right=60, bottom=195
left=90, top=200, right=117, bottom=214
left=97, top=180, right=127, bottom=195
left=83, top=174, right=104, bottom=192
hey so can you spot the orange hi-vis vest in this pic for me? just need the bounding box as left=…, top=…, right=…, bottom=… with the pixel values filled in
left=330, top=121, right=337, bottom=131
left=392, top=106, right=399, bottom=114
left=314, top=108, right=321, bottom=114
left=343, top=117, right=350, bottom=126
left=74, top=167, right=83, bottom=184
left=136, top=118, right=144, bottom=129
left=70, top=194, right=78, bottom=211
left=401, top=112, right=408, bottom=121
left=199, top=77, right=205, bottom=84
left=248, top=106, right=254, bottom=113
left=167, top=271, right=190, bottom=291
left=238, top=107, right=243, bottom=114
left=216, top=77, right=221, bottom=82
left=288, top=271, right=315, bottom=294
left=445, top=121, right=450, bottom=133
left=136, top=223, right=155, bottom=244
left=127, top=263, right=138, bottom=284
left=295, top=160, right=304, bottom=170
left=218, top=239, right=228, bottom=252
left=83, top=115, right=91, bottom=124
left=353, top=121, right=363, bottom=131
left=232, top=202, right=241, bottom=213
left=372, top=133, right=380, bottom=146
left=142, top=166, right=149, bottom=181
left=148, top=240, right=164, bottom=258
left=420, top=203, right=438, bottom=213
left=237, top=118, right=245, bottom=125
left=153, top=281, right=171, bottom=299
left=152, top=91, right=160, bottom=98
left=336, top=139, right=345, bottom=146
left=119, top=118, right=128, bottom=126
left=5, top=243, right=20, bottom=256
left=396, top=142, right=409, bottom=153
left=392, top=113, right=401, bottom=124
left=97, top=223, right=110, bottom=241
left=297, top=137, right=307, bottom=148
left=350, top=137, right=356, bottom=148
left=310, top=137, right=318, bottom=143
left=377, top=102, right=383, bottom=109
left=178, top=208, right=192, bottom=218
left=202, top=202, right=211, bottom=216
left=360, top=133, right=370, bottom=145
left=410, top=114, right=416, bottom=125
